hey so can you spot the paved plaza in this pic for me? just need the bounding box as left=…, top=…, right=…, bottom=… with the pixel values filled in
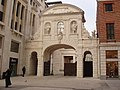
left=0, top=76, right=120, bottom=90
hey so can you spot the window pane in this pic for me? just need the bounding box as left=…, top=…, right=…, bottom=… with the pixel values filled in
left=106, top=23, right=115, bottom=39
left=0, top=11, right=3, bottom=21
left=19, top=24, right=22, bottom=32
left=15, top=22, right=18, bottom=30
left=105, top=4, right=113, bottom=12
left=21, top=5, right=24, bottom=20
left=11, top=19, right=13, bottom=29
left=106, top=50, right=118, bottom=59
left=16, top=2, right=20, bottom=17
left=0, top=37, right=2, bottom=49
left=1, top=0, right=4, bottom=5
left=10, top=41, right=19, bottom=53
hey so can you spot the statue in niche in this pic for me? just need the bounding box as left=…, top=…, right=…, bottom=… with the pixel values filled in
left=71, top=21, right=77, bottom=33
left=44, top=22, right=51, bottom=35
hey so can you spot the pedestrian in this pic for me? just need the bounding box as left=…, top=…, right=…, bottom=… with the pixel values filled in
left=22, top=66, right=26, bottom=77
left=4, top=68, right=12, bottom=88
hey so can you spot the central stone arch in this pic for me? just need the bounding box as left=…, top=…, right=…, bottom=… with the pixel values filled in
left=43, top=44, right=77, bottom=76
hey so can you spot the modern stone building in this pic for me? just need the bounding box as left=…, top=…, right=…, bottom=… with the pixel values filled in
left=0, top=0, right=46, bottom=78
left=0, top=0, right=119, bottom=79
left=97, top=0, right=120, bottom=79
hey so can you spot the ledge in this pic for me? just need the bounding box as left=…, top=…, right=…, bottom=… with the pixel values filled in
left=11, top=29, right=24, bottom=36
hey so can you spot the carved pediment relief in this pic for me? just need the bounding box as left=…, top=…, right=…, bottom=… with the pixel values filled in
left=42, top=4, right=83, bottom=15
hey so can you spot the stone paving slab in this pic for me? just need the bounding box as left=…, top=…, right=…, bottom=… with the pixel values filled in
left=0, top=76, right=120, bottom=90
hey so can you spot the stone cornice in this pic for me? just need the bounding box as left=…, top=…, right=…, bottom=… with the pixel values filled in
left=42, top=12, right=81, bottom=17
left=99, top=43, right=120, bottom=47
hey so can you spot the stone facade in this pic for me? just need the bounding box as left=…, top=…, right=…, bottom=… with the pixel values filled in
left=0, top=0, right=108, bottom=79
left=26, top=4, right=99, bottom=78
left=0, top=0, right=46, bottom=78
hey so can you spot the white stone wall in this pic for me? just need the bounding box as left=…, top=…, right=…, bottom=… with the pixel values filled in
left=0, top=0, right=46, bottom=78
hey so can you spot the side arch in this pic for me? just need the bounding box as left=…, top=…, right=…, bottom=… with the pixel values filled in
left=83, top=51, right=93, bottom=77
left=29, top=51, right=38, bottom=75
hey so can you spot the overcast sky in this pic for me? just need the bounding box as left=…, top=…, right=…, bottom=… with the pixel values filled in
left=46, top=0, right=97, bottom=33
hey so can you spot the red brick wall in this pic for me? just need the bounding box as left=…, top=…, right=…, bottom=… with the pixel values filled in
left=97, top=0, right=120, bottom=43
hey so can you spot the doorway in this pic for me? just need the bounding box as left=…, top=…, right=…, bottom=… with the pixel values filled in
left=9, top=57, right=18, bottom=76
left=83, top=51, right=93, bottom=77
left=64, top=56, right=77, bottom=76
left=83, top=61, right=93, bottom=77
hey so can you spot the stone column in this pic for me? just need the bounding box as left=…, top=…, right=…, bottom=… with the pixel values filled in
left=77, top=46, right=83, bottom=78
left=26, top=51, right=31, bottom=75
left=100, top=48, right=106, bottom=79
left=73, top=55, right=76, bottom=63
left=118, top=50, right=120, bottom=79
left=37, top=53, right=43, bottom=77
left=93, top=48, right=98, bottom=78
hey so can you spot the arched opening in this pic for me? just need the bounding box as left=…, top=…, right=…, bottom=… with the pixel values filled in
left=83, top=51, right=93, bottom=77
left=43, top=44, right=77, bottom=76
left=30, top=51, right=38, bottom=75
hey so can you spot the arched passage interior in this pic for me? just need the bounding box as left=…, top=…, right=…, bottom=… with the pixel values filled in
left=43, top=44, right=77, bottom=76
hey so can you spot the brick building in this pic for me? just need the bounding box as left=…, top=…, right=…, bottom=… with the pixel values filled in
left=97, top=0, right=120, bottom=79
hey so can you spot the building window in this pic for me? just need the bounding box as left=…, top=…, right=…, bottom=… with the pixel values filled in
left=1, top=0, right=5, bottom=6
left=106, top=23, right=115, bottom=40
left=0, top=36, right=2, bottom=49
left=19, top=24, right=21, bottom=32
left=21, top=5, right=24, bottom=20
left=106, top=50, right=118, bottom=59
left=10, top=41, right=19, bottom=53
left=15, top=22, right=18, bottom=30
left=57, top=21, right=64, bottom=34
left=16, top=2, right=20, bottom=17
left=11, top=19, right=13, bottom=29
left=105, top=3, right=113, bottom=12
left=0, top=11, right=3, bottom=22
left=12, top=0, right=15, bottom=13
left=32, top=14, right=35, bottom=26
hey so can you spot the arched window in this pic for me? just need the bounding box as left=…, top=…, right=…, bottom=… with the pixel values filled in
left=57, top=21, right=64, bottom=34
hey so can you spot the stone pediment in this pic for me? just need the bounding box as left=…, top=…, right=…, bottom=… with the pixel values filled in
left=42, top=4, right=83, bottom=15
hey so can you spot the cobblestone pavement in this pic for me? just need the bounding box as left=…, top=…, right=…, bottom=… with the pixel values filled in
left=0, top=76, right=120, bottom=90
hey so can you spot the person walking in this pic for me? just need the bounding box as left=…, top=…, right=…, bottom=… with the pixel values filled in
left=22, top=66, right=26, bottom=77
left=4, top=68, right=12, bottom=88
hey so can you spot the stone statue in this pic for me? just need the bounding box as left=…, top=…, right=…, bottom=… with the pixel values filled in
left=44, top=22, right=51, bottom=35
left=92, top=30, right=97, bottom=38
left=71, top=21, right=77, bottom=33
